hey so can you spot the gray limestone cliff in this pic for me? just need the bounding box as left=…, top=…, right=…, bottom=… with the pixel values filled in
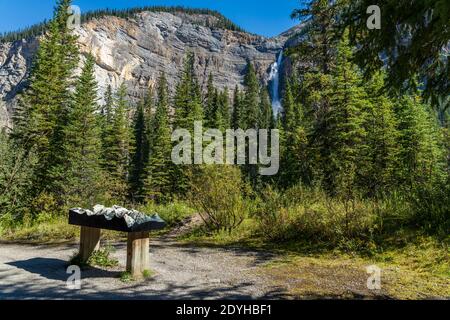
left=0, top=10, right=301, bottom=129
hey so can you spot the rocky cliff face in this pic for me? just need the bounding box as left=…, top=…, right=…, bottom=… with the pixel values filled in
left=0, top=11, right=299, bottom=129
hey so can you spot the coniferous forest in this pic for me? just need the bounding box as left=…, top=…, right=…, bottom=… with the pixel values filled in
left=0, top=0, right=449, bottom=299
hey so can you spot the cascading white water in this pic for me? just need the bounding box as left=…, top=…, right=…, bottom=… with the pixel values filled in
left=269, top=51, right=283, bottom=115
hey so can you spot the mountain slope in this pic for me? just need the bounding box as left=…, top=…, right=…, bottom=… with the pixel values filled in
left=0, top=10, right=295, bottom=129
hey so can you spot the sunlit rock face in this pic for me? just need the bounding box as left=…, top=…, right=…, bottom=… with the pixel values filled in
left=0, top=10, right=301, bottom=130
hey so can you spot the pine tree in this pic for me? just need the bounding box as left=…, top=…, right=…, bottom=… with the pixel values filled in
left=143, top=84, right=155, bottom=172
left=290, top=0, right=340, bottom=75
left=279, top=79, right=309, bottom=187
left=173, top=53, right=204, bottom=196
left=204, top=73, right=216, bottom=126
left=104, top=83, right=133, bottom=200
left=259, top=87, right=274, bottom=129
left=239, top=63, right=262, bottom=185
left=327, top=34, right=368, bottom=196
left=361, top=71, right=399, bottom=196
left=174, top=52, right=203, bottom=131
left=12, top=0, right=79, bottom=204
left=63, top=54, right=103, bottom=206
left=394, top=94, right=446, bottom=191
left=241, top=62, right=260, bottom=130
left=129, top=97, right=149, bottom=202
left=144, top=73, right=173, bottom=202
left=232, top=85, right=243, bottom=129
left=213, top=89, right=231, bottom=130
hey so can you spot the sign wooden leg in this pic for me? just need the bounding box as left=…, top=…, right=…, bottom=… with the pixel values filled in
left=126, top=232, right=150, bottom=277
left=79, top=226, right=101, bottom=263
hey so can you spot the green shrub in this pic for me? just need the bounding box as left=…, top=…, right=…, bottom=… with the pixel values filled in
left=87, top=246, right=119, bottom=268
left=189, top=165, right=251, bottom=233
left=70, top=246, right=119, bottom=268
left=0, top=132, right=37, bottom=222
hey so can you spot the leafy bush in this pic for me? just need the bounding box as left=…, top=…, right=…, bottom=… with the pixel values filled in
left=87, top=246, right=119, bottom=268
left=189, top=165, right=251, bottom=233
left=0, top=132, right=37, bottom=223
left=70, top=246, right=118, bottom=268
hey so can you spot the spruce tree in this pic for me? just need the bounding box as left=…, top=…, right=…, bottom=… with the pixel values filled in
left=204, top=73, right=216, bottom=126
left=241, top=62, right=260, bottom=130
left=232, top=85, right=243, bottom=130
left=144, top=73, right=173, bottom=202
left=104, top=83, right=133, bottom=200
left=173, top=53, right=204, bottom=196
left=328, top=34, right=368, bottom=196
left=394, top=95, right=446, bottom=191
left=129, top=97, right=149, bottom=202
left=100, top=85, right=114, bottom=169
left=213, top=89, right=231, bottom=130
left=259, top=87, right=274, bottom=129
left=174, top=52, right=203, bottom=131
left=13, top=0, right=79, bottom=203
left=63, top=54, right=103, bottom=206
left=361, top=71, right=399, bottom=196
left=279, top=79, right=309, bottom=187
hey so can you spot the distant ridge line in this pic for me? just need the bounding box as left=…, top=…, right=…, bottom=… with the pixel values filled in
left=0, top=6, right=250, bottom=43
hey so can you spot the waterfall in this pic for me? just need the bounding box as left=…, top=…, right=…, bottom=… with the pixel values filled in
left=269, top=51, right=283, bottom=116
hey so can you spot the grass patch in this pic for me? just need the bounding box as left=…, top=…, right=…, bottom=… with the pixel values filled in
left=181, top=217, right=450, bottom=299
left=142, top=269, right=154, bottom=279
left=0, top=215, right=79, bottom=243
left=259, top=239, right=449, bottom=300
left=87, top=247, right=119, bottom=268
left=0, top=214, right=127, bottom=243
left=119, top=272, right=135, bottom=283
left=69, top=246, right=119, bottom=269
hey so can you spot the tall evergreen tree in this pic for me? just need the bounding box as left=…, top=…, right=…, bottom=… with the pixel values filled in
left=100, top=85, right=114, bottom=168
left=173, top=53, right=204, bottom=196
left=241, top=62, right=260, bottom=130
left=63, top=54, right=103, bottom=206
left=279, top=79, right=309, bottom=187
left=290, top=0, right=340, bottom=75
left=204, top=73, right=216, bottom=126
left=232, top=85, right=243, bottom=129
left=174, top=52, right=203, bottom=131
left=394, top=95, right=446, bottom=191
left=144, top=73, right=173, bottom=202
left=103, top=83, right=133, bottom=200
left=213, top=89, right=231, bottom=130
left=327, top=34, right=368, bottom=196
left=259, top=87, right=274, bottom=129
left=361, top=71, right=399, bottom=196
left=129, top=97, right=149, bottom=202
left=12, top=0, right=79, bottom=204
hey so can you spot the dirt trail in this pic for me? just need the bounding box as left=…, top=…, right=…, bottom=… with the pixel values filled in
left=0, top=235, right=287, bottom=300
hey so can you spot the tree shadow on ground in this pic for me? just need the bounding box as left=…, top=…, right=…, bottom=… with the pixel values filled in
left=2, top=257, right=288, bottom=300
left=6, top=258, right=123, bottom=281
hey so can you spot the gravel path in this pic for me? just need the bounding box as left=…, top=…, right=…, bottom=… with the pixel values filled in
left=0, top=236, right=286, bottom=300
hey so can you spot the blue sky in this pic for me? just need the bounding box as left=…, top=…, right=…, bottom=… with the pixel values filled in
left=0, top=0, right=301, bottom=37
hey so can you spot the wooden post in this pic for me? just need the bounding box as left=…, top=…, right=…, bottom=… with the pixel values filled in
left=126, top=232, right=150, bottom=277
left=79, top=226, right=101, bottom=263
